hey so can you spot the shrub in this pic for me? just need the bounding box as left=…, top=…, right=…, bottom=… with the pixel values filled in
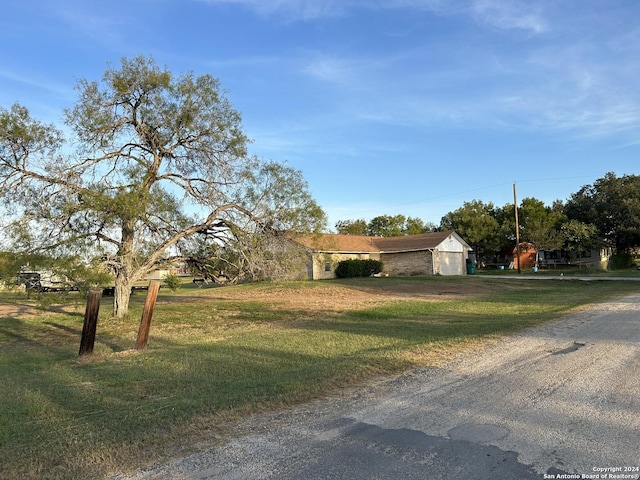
left=163, top=273, right=182, bottom=291
left=362, top=259, right=384, bottom=276
left=335, top=259, right=383, bottom=278
left=611, top=252, right=634, bottom=269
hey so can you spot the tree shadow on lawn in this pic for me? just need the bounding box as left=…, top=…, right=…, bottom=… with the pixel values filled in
left=2, top=334, right=374, bottom=478
left=43, top=320, right=129, bottom=353
left=298, top=313, right=540, bottom=344
left=286, top=296, right=568, bottom=343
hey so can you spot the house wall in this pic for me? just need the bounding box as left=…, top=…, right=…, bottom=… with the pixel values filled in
left=310, top=249, right=468, bottom=278
left=567, top=248, right=611, bottom=269
left=146, top=269, right=172, bottom=280
left=439, top=235, right=466, bottom=253
left=540, top=247, right=611, bottom=269
left=306, top=232, right=471, bottom=279
left=310, top=252, right=380, bottom=279
left=380, top=251, right=434, bottom=276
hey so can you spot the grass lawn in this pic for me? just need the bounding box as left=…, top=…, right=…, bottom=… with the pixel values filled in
left=478, top=265, right=640, bottom=277
left=1, top=276, right=638, bottom=479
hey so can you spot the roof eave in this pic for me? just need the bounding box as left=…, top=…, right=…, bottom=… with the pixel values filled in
left=380, top=248, right=435, bottom=254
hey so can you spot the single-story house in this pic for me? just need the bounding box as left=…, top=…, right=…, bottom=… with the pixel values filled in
left=295, top=230, right=472, bottom=280
left=489, top=243, right=613, bottom=270
left=537, top=245, right=613, bottom=269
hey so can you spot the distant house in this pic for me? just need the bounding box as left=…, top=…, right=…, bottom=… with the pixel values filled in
left=145, top=262, right=191, bottom=280
left=295, top=231, right=472, bottom=280
left=490, top=243, right=613, bottom=270
left=538, top=245, right=613, bottom=269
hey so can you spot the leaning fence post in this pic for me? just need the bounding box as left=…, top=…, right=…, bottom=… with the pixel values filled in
left=78, top=287, right=103, bottom=356
left=136, top=280, right=160, bottom=350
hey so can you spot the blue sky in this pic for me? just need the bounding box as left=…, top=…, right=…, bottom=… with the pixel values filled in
left=1, top=0, right=639, bottom=231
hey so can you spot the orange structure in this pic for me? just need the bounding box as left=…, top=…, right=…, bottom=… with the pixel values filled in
left=513, top=242, right=537, bottom=270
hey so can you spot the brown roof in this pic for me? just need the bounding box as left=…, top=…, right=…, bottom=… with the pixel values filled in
left=295, top=230, right=467, bottom=253
left=373, top=231, right=457, bottom=252
left=294, top=233, right=380, bottom=253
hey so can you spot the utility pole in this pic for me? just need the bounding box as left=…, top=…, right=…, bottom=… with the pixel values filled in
left=513, top=182, right=521, bottom=274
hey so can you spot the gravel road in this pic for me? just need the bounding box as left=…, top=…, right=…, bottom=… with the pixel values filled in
left=114, top=293, right=640, bottom=480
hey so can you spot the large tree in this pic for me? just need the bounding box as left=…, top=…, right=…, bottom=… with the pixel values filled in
left=520, top=198, right=565, bottom=253
left=495, top=197, right=566, bottom=252
left=561, top=220, right=599, bottom=266
left=0, top=56, right=325, bottom=317
left=440, top=200, right=503, bottom=260
left=564, top=172, right=640, bottom=251
left=367, top=214, right=408, bottom=237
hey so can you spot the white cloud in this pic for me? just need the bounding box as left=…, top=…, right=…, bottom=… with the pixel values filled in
left=0, top=70, right=69, bottom=97
left=470, top=0, right=548, bottom=34
left=55, top=4, right=127, bottom=47
left=192, top=0, right=640, bottom=143
left=302, top=55, right=372, bottom=85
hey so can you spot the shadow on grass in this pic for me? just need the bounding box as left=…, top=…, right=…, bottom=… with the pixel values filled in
left=1, top=332, right=379, bottom=478
left=294, top=308, right=551, bottom=345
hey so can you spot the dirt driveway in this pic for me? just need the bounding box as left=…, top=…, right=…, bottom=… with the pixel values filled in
left=114, top=292, right=640, bottom=480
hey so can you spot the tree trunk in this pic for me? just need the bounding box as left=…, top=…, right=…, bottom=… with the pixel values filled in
left=113, top=271, right=133, bottom=319
left=113, top=222, right=136, bottom=319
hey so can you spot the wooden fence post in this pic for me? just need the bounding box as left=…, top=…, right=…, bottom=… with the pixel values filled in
left=136, top=280, right=160, bottom=350
left=78, top=287, right=103, bottom=356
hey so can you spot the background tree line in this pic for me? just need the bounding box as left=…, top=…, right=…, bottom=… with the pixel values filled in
left=335, top=173, right=640, bottom=268
left=335, top=215, right=438, bottom=237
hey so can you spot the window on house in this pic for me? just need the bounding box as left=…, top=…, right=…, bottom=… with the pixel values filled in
left=324, top=262, right=331, bottom=272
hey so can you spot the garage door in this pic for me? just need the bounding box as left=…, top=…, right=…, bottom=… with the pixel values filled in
left=439, top=252, right=464, bottom=275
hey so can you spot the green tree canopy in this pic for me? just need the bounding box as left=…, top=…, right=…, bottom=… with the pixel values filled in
left=519, top=197, right=566, bottom=252
left=335, top=215, right=436, bottom=237
left=404, top=217, right=437, bottom=235
left=561, top=220, right=599, bottom=265
left=335, top=219, right=368, bottom=235
left=0, top=56, right=326, bottom=317
left=367, top=215, right=407, bottom=237
left=564, top=172, right=640, bottom=250
left=495, top=197, right=566, bottom=252
left=440, top=200, right=502, bottom=259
